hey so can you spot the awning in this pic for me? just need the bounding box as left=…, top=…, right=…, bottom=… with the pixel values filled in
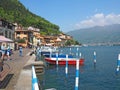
left=0, top=36, right=13, bottom=42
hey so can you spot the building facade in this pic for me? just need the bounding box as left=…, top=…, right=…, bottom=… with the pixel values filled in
left=15, top=24, right=41, bottom=47
left=0, top=19, right=15, bottom=41
left=0, top=19, right=15, bottom=49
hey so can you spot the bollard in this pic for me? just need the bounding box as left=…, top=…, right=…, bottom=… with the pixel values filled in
left=75, top=59, right=79, bottom=90
left=94, top=51, right=96, bottom=64
left=117, top=54, right=120, bottom=67
left=56, top=53, right=58, bottom=66
left=65, top=54, right=68, bottom=77
left=76, top=53, right=78, bottom=58
left=79, top=52, right=82, bottom=58
left=116, top=67, right=119, bottom=75
left=116, top=54, right=120, bottom=75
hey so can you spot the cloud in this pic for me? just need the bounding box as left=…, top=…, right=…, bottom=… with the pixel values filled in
left=75, top=13, right=120, bottom=29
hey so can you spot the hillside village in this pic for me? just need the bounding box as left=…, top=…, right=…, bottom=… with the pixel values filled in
left=0, top=19, right=74, bottom=50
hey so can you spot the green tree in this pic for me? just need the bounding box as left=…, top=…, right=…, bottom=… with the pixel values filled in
left=0, top=0, right=61, bottom=35
left=16, top=39, right=26, bottom=43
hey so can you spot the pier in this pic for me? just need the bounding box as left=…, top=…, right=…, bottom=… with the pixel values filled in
left=0, top=48, right=44, bottom=90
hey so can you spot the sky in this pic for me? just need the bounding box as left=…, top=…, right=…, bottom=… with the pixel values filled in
left=19, top=0, right=120, bottom=32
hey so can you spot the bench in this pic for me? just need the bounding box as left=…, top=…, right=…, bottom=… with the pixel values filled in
left=0, top=63, right=11, bottom=81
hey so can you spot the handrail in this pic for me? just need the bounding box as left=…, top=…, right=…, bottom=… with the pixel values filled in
left=32, top=66, right=39, bottom=90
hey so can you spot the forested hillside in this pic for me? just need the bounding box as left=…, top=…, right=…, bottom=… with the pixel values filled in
left=0, top=0, right=61, bottom=35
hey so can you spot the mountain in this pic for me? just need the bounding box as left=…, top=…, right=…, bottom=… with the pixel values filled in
left=67, top=24, right=120, bottom=45
left=0, top=0, right=61, bottom=35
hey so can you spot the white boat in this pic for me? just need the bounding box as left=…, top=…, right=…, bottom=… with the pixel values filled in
left=40, top=46, right=58, bottom=55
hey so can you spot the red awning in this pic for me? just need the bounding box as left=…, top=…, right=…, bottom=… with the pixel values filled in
left=0, top=36, right=13, bottom=42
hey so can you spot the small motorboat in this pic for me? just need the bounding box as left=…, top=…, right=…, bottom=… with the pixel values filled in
left=40, top=46, right=58, bottom=55
left=45, top=57, right=84, bottom=65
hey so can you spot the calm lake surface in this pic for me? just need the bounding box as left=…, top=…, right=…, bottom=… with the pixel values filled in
left=38, top=46, right=120, bottom=90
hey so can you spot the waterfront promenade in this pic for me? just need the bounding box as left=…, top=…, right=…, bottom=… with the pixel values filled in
left=1, top=48, right=36, bottom=90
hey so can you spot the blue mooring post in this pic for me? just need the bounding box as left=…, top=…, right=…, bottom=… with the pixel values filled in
left=94, top=51, right=96, bottom=64
left=65, top=54, right=68, bottom=77
left=116, top=54, right=120, bottom=75
left=79, top=52, right=82, bottom=58
left=75, top=59, right=79, bottom=90
left=94, top=51, right=96, bottom=68
left=56, top=53, right=58, bottom=66
left=76, top=48, right=79, bottom=58
left=56, top=53, right=59, bottom=71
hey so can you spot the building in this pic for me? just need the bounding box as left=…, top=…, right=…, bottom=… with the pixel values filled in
left=0, top=19, right=15, bottom=49
left=0, top=19, right=15, bottom=41
left=14, top=24, right=41, bottom=47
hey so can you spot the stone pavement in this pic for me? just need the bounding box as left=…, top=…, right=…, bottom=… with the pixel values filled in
left=14, top=53, right=36, bottom=90
left=2, top=48, right=35, bottom=90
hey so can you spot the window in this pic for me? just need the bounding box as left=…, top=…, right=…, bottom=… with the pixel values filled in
left=9, top=32, right=11, bottom=38
left=5, top=31, right=7, bottom=37
left=17, top=32, right=20, bottom=34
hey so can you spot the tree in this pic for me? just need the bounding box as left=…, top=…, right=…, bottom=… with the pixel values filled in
left=16, top=39, right=26, bottom=43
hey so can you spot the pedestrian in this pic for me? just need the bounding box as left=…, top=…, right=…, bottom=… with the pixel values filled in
left=19, top=46, right=23, bottom=56
left=7, top=45, right=11, bottom=60
left=1, top=44, right=6, bottom=60
left=36, top=46, right=40, bottom=60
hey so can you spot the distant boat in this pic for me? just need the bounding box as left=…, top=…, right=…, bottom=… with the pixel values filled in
left=40, top=46, right=58, bottom=55
left=45, top=57, right=84, bottom=65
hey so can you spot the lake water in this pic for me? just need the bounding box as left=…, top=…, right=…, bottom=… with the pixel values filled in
left=38, top=46, right=120, bottom=90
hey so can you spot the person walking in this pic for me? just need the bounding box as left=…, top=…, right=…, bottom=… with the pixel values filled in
left=1, top=44, right=6, bottom=60
left=19, top=46, right=23, bottom=56
left=36, top=46, right=41, bottom=60
left=7, top=45, right=11, bottom=60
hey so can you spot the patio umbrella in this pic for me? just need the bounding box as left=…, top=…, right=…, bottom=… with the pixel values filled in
left=0, top=36, right=13, bottom=42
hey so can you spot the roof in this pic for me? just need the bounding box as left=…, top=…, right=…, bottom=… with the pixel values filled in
left=0, top=36, right=13, bottom=42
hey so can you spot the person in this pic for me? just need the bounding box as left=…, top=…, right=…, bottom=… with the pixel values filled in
left=19, top=46, right=23, bottom=56
left=1, top=44, right=6, bottom=60
left=36, top=46, right=41, bottom=60
left=7, top=45, right=11, bottom=60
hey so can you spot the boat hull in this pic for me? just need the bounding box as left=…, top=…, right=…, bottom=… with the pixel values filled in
left=45, top=58, right=84, bottom=65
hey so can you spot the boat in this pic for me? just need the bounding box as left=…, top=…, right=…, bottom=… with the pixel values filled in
left=40, top=46, right=58, bottom=55
left=45, top=57, right=84, bottom=65
left=43, top=54, right=74, bottom=58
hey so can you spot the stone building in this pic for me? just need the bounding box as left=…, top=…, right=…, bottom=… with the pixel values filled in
left=0, top=19, right=15, bottom=41
left=0, top=19, right=15, bottom=49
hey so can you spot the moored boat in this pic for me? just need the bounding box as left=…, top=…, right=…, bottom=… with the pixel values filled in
left=43, top=54, right=74, bottom=58
left=40, top=46, right=58, bottom=55
left=45, top=57, right=84, bottom=65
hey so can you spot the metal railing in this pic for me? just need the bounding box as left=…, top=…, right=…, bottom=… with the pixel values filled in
left=32, top=66, right=39, bottom=90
